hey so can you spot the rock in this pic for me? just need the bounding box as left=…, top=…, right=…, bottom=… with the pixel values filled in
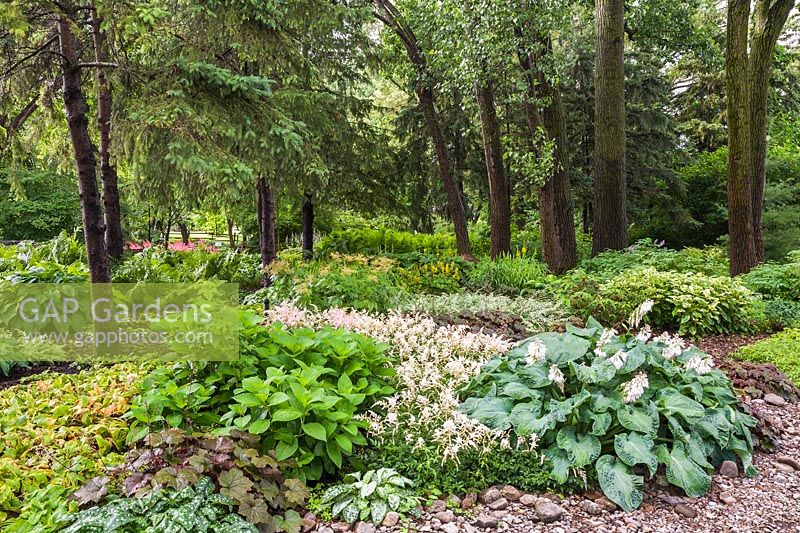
left=463, top=524, right=480, bottom=533
left=433, top=511, right=456, bottom=524
left=487, top=498, right=509, bottom=511
left=519, top=494, right=538, bottom=507
left=318, top=528, right=334, bottom=533
left=440, top=524, right=460, bottom=533
left=331, top=523, right=352, bottom=533
left=500, top=485, right=522, bottom=502
left=474, top=514, right=498, bottom=529
left=479, top=488, right=502, bottom=505
left=655, top=474, right=669, bottom=487
left=301, top=512, right=316, bottom=533
left=382, top=512, right=401, bottom=528
left=764, top=393, right=787, bottom=406
left=719, top=460, right=739, bottom=478
left=642, top=503, right=654, bottom=513
left=447, top=494, right=462, bottom=508
left=584, top=490, right=603, bottom=500
left=674, top=504, right=697, bottom=518
left=624, top=517, right=641, bottom=529
left=461, top=493, right=478, bottom=510
left=427, top=500, right=447, bottom=513
left=595, top=496, right=618, bottom=512
left=776, top=456, right=800, bottom=471
left=542, top=493, right=562, bottom=504
left=775, top=462, right=796, bottom=473
left=535, top=500, right=564, bottom=523
left=354, top=523, right=375, bottom=533
left=659, top=495, right=684, bottom=507
left=579, top=500, right=603, bottom=516
left=719, top=491, right=736, bottom=505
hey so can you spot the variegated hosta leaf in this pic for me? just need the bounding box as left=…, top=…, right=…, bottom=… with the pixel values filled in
left=657, top=442, right=712, bottom=498
left=556, top=427, right=601, bottom=467
left=616, top=402, right=658, bottom=435
left=614, top=433, right=658, bottom=476
left=544, top=444, right=571, bottom=484
left=370, top=498, right=389, bottom=524
left=595, top=455, right=644, bottom=512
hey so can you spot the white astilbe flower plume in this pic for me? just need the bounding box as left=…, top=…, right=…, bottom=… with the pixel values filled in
left=622, top=372, right=649, bottom=404
left=525, top=339, right=547, bottom=365
left=628, top=299, right=654, bottom=328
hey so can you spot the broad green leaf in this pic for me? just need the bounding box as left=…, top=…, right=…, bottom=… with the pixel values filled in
left=595, top=455, right=644, bottom=511
left=544, top=444, right=571, bottom=484
left=302, top=422, right=327, bottom=441
left=556, top=427, right=601, bottom=467
left=616, top=402, right=658, bottom=435
left=660, top=443, right=712, bottom=498
left=571, top=358, right=616, bottom=384
left=459, top=396, right=513, bottom=430
left=590, top=412, right=612, bottom=436
left=614, top=433, right=658, bottom=476
left=657, top=389, right=705, bottom=421
left=695, top=408, right=732, bottom=448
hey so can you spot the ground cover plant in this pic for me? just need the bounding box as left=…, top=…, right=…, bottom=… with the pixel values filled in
left=732, top=328, right=800, bottom=385
left=320, top=468, right=419, bottom=524
left=458, top=312, right=758, bottom=510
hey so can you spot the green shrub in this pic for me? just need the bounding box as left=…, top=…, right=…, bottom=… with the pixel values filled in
left=733, top=328, right=800, bottom=385
left=318, top=228, right=459, bottom=256
left=554, top=268, right=757, bottom=337
left=320, top=469, right=419, bottom=524
left=459, top=319, right=757, bottom=510
left=60, top=477, right=259, bottom=533
left=0, top=169, right=81, bottom=241
left=742, top=256, right=800, bottom=300
left=466, top=255, right=551, bottom=295
left=580, top=239, right=729, bottom=278
left=127, top=315, right=395, bottom=481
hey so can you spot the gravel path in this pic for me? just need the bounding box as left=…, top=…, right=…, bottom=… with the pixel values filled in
left=316, top=397, right=800, bottom=533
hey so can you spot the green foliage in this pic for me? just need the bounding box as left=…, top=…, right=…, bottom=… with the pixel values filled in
left=459, top=321, right=757, bottom=510
left=580, top=240, right=729, bottom=278
left=742, top=255, right=800, bottom=300
left=0, top=234, right=89, bottom=283
left=733, top=328, right=800, bottom=385
left=61, top=477, right=259, bottom=533
left=0, top=169, right=81, bottom=241
left=466, top=255, right=552, bottom=296
left=0, top=364, right=147, bottom=532
left=357, top=441, right=571, bottom=496
left=127, top=315, right=395, bottom=481
left=554, top=268, right=757, bottom=336
left=397, top=258, right=463, bottom=294
left=265, top=254, right=405, bottom=312
left=318, top=228, right=461, bottom=256
left=320, top=469, right=419, bottom=524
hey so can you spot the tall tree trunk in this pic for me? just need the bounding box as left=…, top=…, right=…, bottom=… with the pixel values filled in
left=518, top=37, right=578, bottom=274
left=373, top=0, right=472, bottom=259
left=227, top=218, right=235, bottom=248
left=257, top=177, right=276, bottom=287
left=475, top=80, right=511, bottom=259
left=57, top=8, right=109, bottom=283
left=90, top=9, right=123, bottom=261
left=726, top=0, right=758, bottom=275
left=592, top=0, right=628, bottom=255
left=748, top=0, right=796, bottom=264
left=178, top=222, right=190, bottom=244
left=302, top=192, right=314, bottom=260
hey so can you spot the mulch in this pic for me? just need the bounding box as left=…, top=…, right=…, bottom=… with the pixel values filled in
left=696, top=333, right=772, bottom=359
left=0, top=362, right=81, bottom=391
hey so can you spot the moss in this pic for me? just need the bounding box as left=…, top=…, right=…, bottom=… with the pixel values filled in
left=733, top=328, right=800, bottom=385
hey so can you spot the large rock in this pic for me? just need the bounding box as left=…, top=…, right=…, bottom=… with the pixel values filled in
left=719, top=460, right=739, bottom=478
left=487, top=498, right=509, bottom=511
left=764, top=393, right=787, bottom=406
left=776, top=456, right=800, bottom=471
left=474, top=514, right=498, bottom=529
left=302, top=512, right=317, bottom=533
left=595, top=496, right=618, bottom=512
left=675, top=504, right=697, bottom=518
left=519, top=494, right=538, bottom=507
left=382, top=512, right=401, bottom=527
left=432, top=511, right=456, bottom=524
left=427, top=499, right=447, bottom=513
left=461, top=493, right=478, bottom=510
left=579, top=500, right=603, bottom=516
left=479, top=487, right=502, bottom=505
left=719, top=491, right=736, bottom=505
left=440, top=523, right=460, bottom=533
left=331, top=522, right=352, bottom=533
left=354, top=523, right=375, bottom=533
left=500, top=485, right=522, bottom=502
left=535, top=500, right=564, bottom=523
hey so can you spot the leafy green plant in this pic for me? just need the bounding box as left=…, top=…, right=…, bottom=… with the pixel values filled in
left=320, top=469, right=420, bottom=524
left=61, top=477, right=259, bottom=533
left=127, top=315, right=395, bottom=481
left=459, top=318, right=757, bottom=510
left=554, top=268, right=757, bottom=336
left=580, top=240, right=729, bottom=278
left=318, top=228, right=461, bottom=256
left=466, top=255, right=551, bottom=296
left=742, top=257, right=800, bottom=301
left=733, top=328, right=800, bottom=385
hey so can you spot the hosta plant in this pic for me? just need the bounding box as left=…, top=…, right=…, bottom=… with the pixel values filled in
left=321, top=469, right=420, bottom=524
left=459, top=316, right=757, bottom=511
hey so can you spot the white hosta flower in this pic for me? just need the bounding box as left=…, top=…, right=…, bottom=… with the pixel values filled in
left=548, top=364, right=565, bottom=391
left=636, top=325, right=652, bottom=343
left=597, top=327, right=618, bottom=348
left=609, top=349, right=627, bottom=370
left=685, top=354, right=714, bottom=375
left=525, top=339, right=547, bottom=365
left=622, top=372, right=649, bottom=404
left=628, top=299, right=655, bottom=328
left=656, top=331, right=685, bottom=359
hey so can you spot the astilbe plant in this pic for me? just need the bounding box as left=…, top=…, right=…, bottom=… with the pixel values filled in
left=458, top=303, right=757, bottom=511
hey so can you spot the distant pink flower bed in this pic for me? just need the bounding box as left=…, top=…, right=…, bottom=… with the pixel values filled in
left=126, top=240, right=219, bottom=253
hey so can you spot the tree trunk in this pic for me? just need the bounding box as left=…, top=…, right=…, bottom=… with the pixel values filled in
left=57, top=9, right=109, bottom=283
left=592, top=0, right=628, bottom=255
left=257, top=177, right=277, bottom=287
left=726, top=0, right=758, bottom=275
left=178, top=222, right=190, bottom=244
left=748, top=0, right=796, bottom=264
left=373, top=0, right=472, bottom=259
left=475, top=80, right=511, bottom=259
left=90, top=9, right=123, bottom=261
left=302, top=192, right=314, bottom=260
left=227, top=218, right=235, bottom=248
left=518, top=37, right=578, bottom=274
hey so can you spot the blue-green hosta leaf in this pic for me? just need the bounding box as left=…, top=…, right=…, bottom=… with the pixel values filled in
left=666, top=415, right=688, bottom=440
left=459, top=396, right=513, bottom=430
left=570, top=358, right=617, bottom=384
left=657, top=389, right=705, bottom=421
left=556, top=427, right=601, bottom=467
left=685, top=434, right=713, bottom=470
left=595, top=455, right=644, bottom=511
left=539, top=332, right=591, bottom=365
left=502, top=381, right=542, bottom=400
left=620, top=345, right=647, bottom=373
left=660, top=442, right=712, bottom=498
left=616, top=402, right=658, bottom=435
left=614, top=433, right=658, bottom=476
left=516, top=364, right=552, bottom=388
left=566, top=323, right=601, bottom=338
left=548, top=389, right=592, bottom=422
left=726, top=436, right=758, bottom=477
left=544, top=444, right=571, bottom=484
left=526, top=411, right=558, bottom=437
left=590, top=412, right=613, bottom=436
left=695, top=408, right=733, bottom=447
left=680, top=381, right=704, bottom=402
left=509, top=401, right=544, bottom=436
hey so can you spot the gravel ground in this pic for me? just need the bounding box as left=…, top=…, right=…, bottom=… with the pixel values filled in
left=315, top=397, right=800, bottom=533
